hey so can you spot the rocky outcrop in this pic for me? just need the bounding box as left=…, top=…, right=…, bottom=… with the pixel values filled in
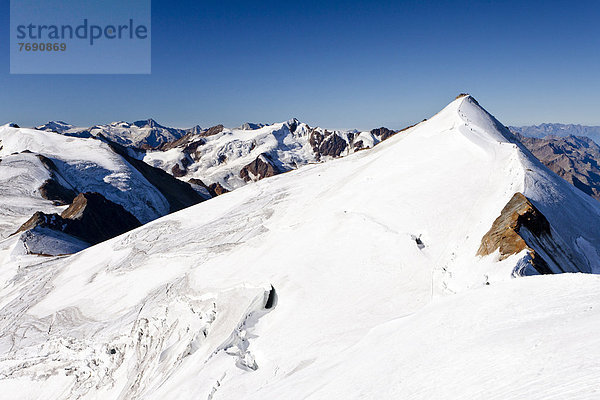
left=478, top=193, right=549, bottom=259
left=209, top=182, right=229, bottom=196
left=36, top=155, right=77, bottom=205
left=202, top=125, right=224, bottom=137
left=239, top=154, right=282, bottom=182
left=370, top=127, right=396, bottom=141
left=171, top=156, right=193, bottom=177
left=309, top=130, right=348, bottom=160
left=478, top=192, right=582, bottom=275
left=188, top=178, right=229, bottom=197
left=16, top=192, right=141, bottom=245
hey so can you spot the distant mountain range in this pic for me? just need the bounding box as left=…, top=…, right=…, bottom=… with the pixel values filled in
left=515, top=133, right=600, bottom=201
left=510, top=123, right=600, bottom=145
left=508, top=124, right=600, bottom=201
left=35, top=119, right=203, bottom=149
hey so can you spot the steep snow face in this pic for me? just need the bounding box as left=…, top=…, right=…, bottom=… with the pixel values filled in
left=2, top=96, right=600, bottom=399
left=0, top=152, right=64, bottom=239
left=143, top=120, right=385, bottom=191
left=0, top=126, right=170, bottom=224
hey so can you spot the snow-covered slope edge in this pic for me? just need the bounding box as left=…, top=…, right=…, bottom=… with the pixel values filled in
left=0, top=126, right=205, bottom=256
left=1, top=96, right=600, bottom=399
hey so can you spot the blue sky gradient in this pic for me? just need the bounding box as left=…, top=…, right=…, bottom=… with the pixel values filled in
left=1, top=0, right=600, bottom=130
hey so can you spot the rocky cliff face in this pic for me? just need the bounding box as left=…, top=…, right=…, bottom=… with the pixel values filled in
left=478, top=192, right=584, bottom=275
left=17, top=192, right=142, bottom=247
left=239, top=154, right=282, bottom=182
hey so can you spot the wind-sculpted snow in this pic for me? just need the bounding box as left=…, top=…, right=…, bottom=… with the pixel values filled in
left=0, top=126, right=170, bottom=226
left=0, top=152, right=61, bottom=239
left=2, top=96, right=600, bottom=399
left=0, top=270, right=274, bottom=399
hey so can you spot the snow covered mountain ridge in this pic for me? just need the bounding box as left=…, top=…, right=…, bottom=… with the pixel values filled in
left=143, top=119, right=400, bottom=192
left=35, top=119, right=203, bottom=150
left=34, top=117, right=403, bottom=193
left=2, top=95, right=600, bottom=399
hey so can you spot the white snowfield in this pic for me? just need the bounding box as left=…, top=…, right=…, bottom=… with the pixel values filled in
left=143, top=120, right=379, bottom=191
left=0, top=125, right=170, bottom=232
left=0, top=151, right=63, bottom=239
left=2, top=97, right=600, bottom=399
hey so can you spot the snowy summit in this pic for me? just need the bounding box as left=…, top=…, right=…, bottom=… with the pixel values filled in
left=1, top=95, right=600, bottom=399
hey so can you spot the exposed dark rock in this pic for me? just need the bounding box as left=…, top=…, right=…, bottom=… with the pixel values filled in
left=184, top=140, right=205, bottom=160
left=38, top=179, right=76, bottom=205
left=264, top=285, right=277, bottom=309
left=16, top=192, right=141, bottom=245
left=101, top=137, right=205, bottom=213
left=36, top=155, right=77, bottom=205
left=353, top=140, right=365, bottom=151
left=17, top=212, right=65, bottom=235
left=170, top=157, right=192, bottom=178
left=239, top=154, right=281, bottom=182
left=202, top=125, right=224, bottom=137
left=188, top=178, right=229, bottom=197
left=9, top=123, right=20, bottom=128
left=309, top=130, right=348, bottom=159
left=370, top=127, right=397, bottom=141
left=209, top=182, right=229, bottom=196
left=159, top=133, right=205, bottom=153
left=288, top=119, right=299, bottom=134
left=187, top=178, right=208, bottom=188
left=171, top=164, right=187, bottom=178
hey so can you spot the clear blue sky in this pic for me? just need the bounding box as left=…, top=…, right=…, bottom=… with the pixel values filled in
left=2, top=0, right=600, bottom=130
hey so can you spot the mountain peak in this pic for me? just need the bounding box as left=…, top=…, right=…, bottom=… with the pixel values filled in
left=133, top=118, right=162, bottom=129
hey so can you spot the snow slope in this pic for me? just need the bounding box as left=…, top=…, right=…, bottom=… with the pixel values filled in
left=0, top=126, right=170, bottom=230
left=0, top=151, right=64, bottom=239
left=1, top=96, right=600, bottom=399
